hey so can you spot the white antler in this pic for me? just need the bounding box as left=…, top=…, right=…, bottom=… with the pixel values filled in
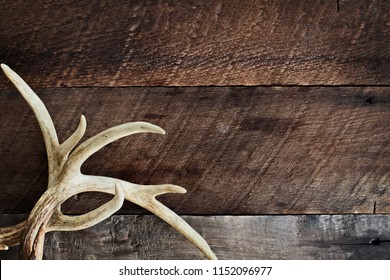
left=0, top=64, right=217, bottom=260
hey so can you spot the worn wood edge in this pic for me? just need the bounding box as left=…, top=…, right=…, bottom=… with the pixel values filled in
left=1, top=214, right=389, bottom=260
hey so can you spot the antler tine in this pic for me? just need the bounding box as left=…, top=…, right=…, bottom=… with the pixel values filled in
left=81, top=175, right=217, bottom=260
left=0, top=221, right=26, bottom=250
left=1, top=64, right=61, bottom=183
left=47, top=183, right=124, bottom=231
left=130, top=187, right=218, bottom=260
left=60, top=115, right=87, bottom=158
left=0, top=64, right=59, bottom=147
left=66, top=122, right=165, bottom=172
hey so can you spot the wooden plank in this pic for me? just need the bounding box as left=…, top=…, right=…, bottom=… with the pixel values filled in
left=1, top=214, right=390, bottom=259
left=0, top=0, right=389, bottom=87
left=0, top=86, right=389, bottom=215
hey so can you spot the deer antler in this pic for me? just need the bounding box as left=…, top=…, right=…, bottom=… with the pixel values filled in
left=0, top=64, right=217, bottom=260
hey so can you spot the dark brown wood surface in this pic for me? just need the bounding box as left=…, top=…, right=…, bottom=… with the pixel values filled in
left=0, top=0, right=389, bottom=87
left=1, top=1, right=389, bottom=261
left=1, top=86, right=389, bottom=215
left=1, top=214, right=390, bottom=260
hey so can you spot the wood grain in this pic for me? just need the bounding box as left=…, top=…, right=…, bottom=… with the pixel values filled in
left=0, top=86, right=389, bottom=215
left=1, top=214, right=390, bottom=260
left=0, top=0, right=389, bottom=87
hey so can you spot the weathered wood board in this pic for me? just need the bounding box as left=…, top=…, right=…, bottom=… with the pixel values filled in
left=1, top=214, right=389, bottom=260
left=0, top=0, right=389, bottom=87
left=0, top=86, right=389, bottom=215
left=1, top=0, right=389, bottom=262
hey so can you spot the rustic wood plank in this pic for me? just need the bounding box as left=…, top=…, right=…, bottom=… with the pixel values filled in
left=0, top=0, right=389, bottom=87
left=0, top=86, right=389, bottom=215
left=1, top=214, right=390, bottom=260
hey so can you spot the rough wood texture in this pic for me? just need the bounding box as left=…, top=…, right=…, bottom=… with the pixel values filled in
left=1, top=214, right=389, bottom=260
left=1, top=86, right=389, bottom=215
left=0, top=0, right=389, bottom=87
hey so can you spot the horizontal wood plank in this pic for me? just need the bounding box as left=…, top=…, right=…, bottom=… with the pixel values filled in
left=0, top=86, right=389, bottom=215
left=1, top=214, right=390, bottom=259
left=0, top=0, right=389, bottom=87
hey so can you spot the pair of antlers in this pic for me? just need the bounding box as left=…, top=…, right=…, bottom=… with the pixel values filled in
left=0, top=64, right=217, bottom=260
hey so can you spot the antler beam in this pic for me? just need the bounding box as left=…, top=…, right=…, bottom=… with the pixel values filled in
left=0, top=64, right=217, bottom=260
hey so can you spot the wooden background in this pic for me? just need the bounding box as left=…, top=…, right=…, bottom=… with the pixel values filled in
left=0, top=0, right=389, bottom=259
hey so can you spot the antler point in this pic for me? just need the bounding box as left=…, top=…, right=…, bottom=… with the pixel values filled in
left=1, top=63, right=11, bottom=74
left=0, top=244, right=9, bottom=250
